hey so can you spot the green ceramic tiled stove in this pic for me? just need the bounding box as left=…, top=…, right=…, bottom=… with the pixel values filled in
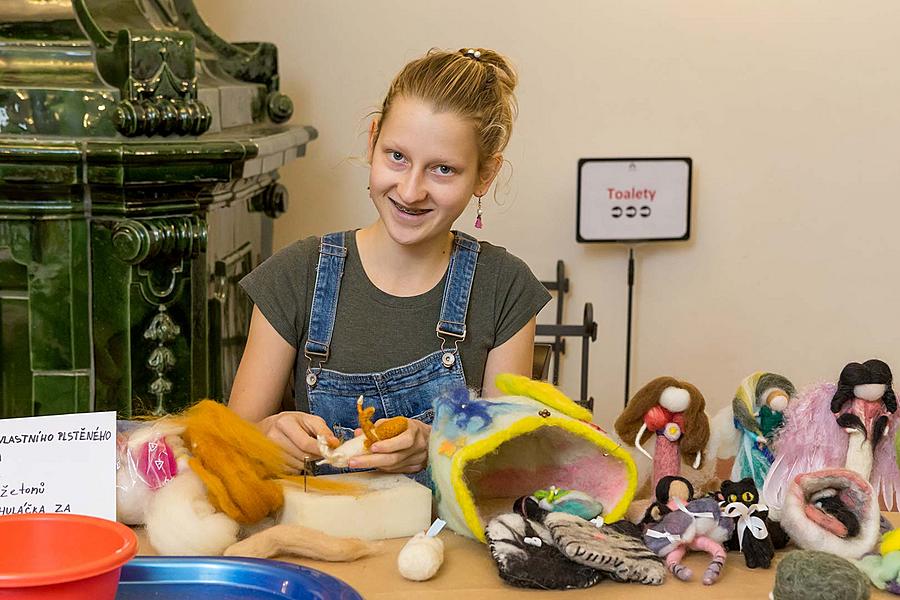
left=0, top=0, right=314, bottom=417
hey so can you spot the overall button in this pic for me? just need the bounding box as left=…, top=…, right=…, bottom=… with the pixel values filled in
left=441, top=352, right=455, bottom=368
left=306, top=371, right=318, bottom=387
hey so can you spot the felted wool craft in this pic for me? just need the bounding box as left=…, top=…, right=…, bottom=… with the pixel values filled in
left=779, top=468, right=881, bottom=560
left=857, top=529, right=900, bottom=594
left=530, top=486, right=604, bottom=521
left=640, top=475, right=695, bottom=526
left=485, top=512, right=605, bottom=590
left=763, top=360, right=900, bottom=516
left=717, top=478, right=774, bottom=569
left=430, top=375, right=637, bottom=541
left=118, top=400, right=365, bottom=557
left=614, top=376, right=710, bottom=492
left=643, top=480, right=734, bottom=585
left=543, top=511, right=665, bottom=585
left=397, top=532, right=444, bottom=581
left=710, top=372, right=795, bottom=491
left=223, top=523, right=380, bottom=561
left=317, top=396, right=408, bottom=468
left=771, top=550, right=871, bottom=600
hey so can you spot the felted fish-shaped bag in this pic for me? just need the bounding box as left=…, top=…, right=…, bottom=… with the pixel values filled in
left=429, top=374, right=638, bottom=541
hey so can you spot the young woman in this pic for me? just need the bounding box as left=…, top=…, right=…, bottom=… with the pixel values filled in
left=229, top=48, right=550, bottom=476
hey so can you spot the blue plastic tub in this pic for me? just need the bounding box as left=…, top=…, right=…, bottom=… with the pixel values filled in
left=115, top=557, right=363, bottom=599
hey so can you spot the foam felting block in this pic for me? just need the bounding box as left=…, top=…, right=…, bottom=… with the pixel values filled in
left=278, top=471, right=432, bottom=540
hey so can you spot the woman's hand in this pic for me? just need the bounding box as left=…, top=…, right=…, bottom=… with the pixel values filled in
left=259, top=411, right=340, bottom=470
left=348, top=418, right=431, bottom=474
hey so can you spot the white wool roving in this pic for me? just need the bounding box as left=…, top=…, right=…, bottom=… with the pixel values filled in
left=397, top=532, right=444, bottom=581
left=145, top=461, right=240, bottom=555
left=116, top=465, right=154, bottom=525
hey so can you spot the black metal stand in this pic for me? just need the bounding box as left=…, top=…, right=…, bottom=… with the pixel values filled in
left=538, top=260, right=598, bottom=411
left=624, top=247, right=635, bottom=408
left=540, top=260, right=569, bottom=385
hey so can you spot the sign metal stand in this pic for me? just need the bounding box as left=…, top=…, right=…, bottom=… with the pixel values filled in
left=577, top=157, right=692, bottom=407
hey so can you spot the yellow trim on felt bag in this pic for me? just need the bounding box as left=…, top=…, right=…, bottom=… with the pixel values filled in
left=494, top=374, right=594, bottom=422
left=451, top=415, right=638, bottom=542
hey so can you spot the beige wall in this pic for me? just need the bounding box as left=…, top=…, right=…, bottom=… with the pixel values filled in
left=196, top=0, right=900, bottom=428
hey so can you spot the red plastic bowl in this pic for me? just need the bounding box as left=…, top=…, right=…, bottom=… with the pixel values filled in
left=0, top=513, right=137, bottom=599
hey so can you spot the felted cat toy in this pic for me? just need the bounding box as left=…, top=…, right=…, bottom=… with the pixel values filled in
left=643, top=475, right=734, bottom=585
left=763, top=359, right=900, bottom=516
left=615, top=376, right=710, bottom=492
left=717, top=477, right=774, bottom=569
left=711, top=372, right=795, bottom=490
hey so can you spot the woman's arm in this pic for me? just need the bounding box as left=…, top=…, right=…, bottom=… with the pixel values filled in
left=229, top=306, right=296, bottom=421
left=481, top=316, right=537, bottom=397
left=229, top=306, right=338, bottom=467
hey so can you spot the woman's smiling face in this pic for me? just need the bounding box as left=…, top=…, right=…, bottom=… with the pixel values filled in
left=367, top=96, right=493, bottom=248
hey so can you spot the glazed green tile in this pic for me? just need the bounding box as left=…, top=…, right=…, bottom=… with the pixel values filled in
left=70, top=221, right=91, bottom=370
left=0, top=293, right=32, bottom=417
left=90, top=221, right=133, bottom=416
left=28, top=220, right=73, bottom=371
left=75, top=374, right=90, bottom=413
left=32, top=374, right=76, bottom=416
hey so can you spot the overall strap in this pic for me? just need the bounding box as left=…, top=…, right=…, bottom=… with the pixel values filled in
left=436, top=231, right=481, bottom=344
left=304, top=232, right=348, bottom=364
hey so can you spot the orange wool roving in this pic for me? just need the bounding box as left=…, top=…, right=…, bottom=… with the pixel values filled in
left=176, top=400, right=359, bottom=524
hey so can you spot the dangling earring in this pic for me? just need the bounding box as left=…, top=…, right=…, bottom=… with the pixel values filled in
left=474, top=195, right=484, bottom=229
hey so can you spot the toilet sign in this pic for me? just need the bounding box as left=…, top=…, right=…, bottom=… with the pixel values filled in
left=577, top=158, right=692, bottom=242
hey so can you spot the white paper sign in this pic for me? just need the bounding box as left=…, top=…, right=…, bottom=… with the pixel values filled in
left=0, top=411, right=116, bottom=520
left=577, top=158, right=692, bottom=242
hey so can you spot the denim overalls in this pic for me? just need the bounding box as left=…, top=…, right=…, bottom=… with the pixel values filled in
left=303, top=231, right=479, bottom=473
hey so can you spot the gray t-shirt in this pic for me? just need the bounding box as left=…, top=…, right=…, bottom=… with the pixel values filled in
left=239, top=231, right=551, bottom=412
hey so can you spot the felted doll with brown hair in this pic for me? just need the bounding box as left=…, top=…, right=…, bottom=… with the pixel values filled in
left=615, top=377, right=711, bottom=492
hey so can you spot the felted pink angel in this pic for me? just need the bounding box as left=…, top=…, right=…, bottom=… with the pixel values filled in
left=615, top=377, right=710, bottom=491
left=763, top=359, right=900, bottom=517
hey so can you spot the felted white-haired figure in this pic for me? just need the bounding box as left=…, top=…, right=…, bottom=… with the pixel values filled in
left=763, top=359, right=900, bottom=517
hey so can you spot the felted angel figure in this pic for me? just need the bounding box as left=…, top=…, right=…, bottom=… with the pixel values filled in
left=763, top=359, right=900, bottom=517
left=615, top=377, right=710, bottom=492
left=643, top=476, right=734, bottom=585
left=711, top=372, right=796, bottom=491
